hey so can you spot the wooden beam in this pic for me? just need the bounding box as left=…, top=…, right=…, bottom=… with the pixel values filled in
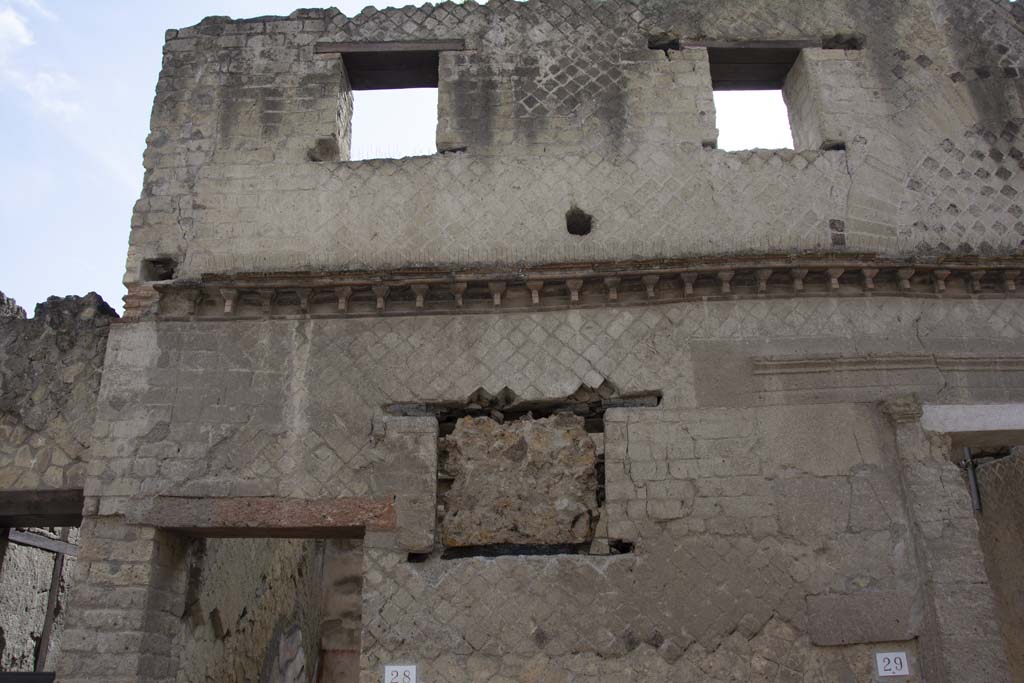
left=128, top=496, right=396, bottom=538
left=315, top=39, right=466, bottom=54
left=0, top=489, right=83, bottom=527
left=6, top=529, right=77, bottom=557
left=682, top=40, right=820, bottom=50
left=35, top=528, right=70, bottom=672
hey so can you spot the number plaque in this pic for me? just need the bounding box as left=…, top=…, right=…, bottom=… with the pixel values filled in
left=875, top=651, right=910, bottom=677
left=384, top=665, right=417, bottom=683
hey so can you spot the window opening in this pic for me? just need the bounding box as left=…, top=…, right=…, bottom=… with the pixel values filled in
left=350, top=88, right=438, bottom=161
left=140, top=256, right=178, bottom=282
left=707, top=46, right=798, bottom=151
left=713, top=90, right=794, bottom=151
left=330, top=41, right=463, bottom=161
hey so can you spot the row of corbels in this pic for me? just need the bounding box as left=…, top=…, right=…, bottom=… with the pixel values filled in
left=201, top=266, right=1021, bottom=315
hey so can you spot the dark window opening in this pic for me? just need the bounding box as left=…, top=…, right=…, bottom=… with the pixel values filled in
left=609, top=540, right=636, bottom=554
left=822, top=33, right=866, bottom=51
left=140, top=257, right=178, bottom=282
left=706, top=46, right=802, bottom=91
left=332, top=41, right=464, bottom=90
left=647, top=33, right=681, bottom=53
left=343, top=50, right=440, bottom=90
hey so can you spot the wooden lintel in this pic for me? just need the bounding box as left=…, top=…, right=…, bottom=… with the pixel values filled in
left=0, top=489, right=84, bottom=528
left=165, top=526, right=367, bottom=539
left=682, top=40, right=820, bottom=50
left=129, top=496, right=396, bottom=538
left=6, top=529, right=77, bottom=557
left=315, top=39, right=466, bottom=54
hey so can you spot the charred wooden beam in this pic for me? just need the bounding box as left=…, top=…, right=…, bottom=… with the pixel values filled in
left=0, top=489, right=84, bottom=528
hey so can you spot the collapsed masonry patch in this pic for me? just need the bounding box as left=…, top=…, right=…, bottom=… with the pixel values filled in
left=441, top=413, right=599, bottom=547
left=388, top=384, right=659, bottom=558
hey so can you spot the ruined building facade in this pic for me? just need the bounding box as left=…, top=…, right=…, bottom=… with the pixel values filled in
left=3, top=0, right=1024, bottom=680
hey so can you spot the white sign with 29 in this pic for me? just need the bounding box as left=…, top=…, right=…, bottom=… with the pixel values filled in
left=876, top=651, right=910, bottom=677
left=384, top=665, right=416, bottom=683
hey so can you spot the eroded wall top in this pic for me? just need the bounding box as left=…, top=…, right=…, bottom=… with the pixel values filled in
left=0, top=293, right=117, bottom=490
left=127, top=0, right=1024, bottom=299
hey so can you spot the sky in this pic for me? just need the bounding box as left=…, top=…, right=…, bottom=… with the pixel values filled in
left=0, top=0, right=790, bottom=316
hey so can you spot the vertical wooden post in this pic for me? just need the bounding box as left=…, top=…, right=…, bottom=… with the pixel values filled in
left=35, top=527, right=70, bottom=672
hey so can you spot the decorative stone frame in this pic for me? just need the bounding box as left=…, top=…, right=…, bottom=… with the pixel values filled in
left=883, top=397, right=1021, bottom=683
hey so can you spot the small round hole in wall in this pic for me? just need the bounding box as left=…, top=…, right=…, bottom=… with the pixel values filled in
left=566, top=206, right=593, bottom=236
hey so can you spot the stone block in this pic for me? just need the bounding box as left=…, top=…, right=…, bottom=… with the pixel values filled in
left=806, top=591, right=920, bottom=646
left=127, top=496, right=395, bottom=536
left=760, top=404, right=887, bottom=476
left=774, top=477, right=851, bottom=537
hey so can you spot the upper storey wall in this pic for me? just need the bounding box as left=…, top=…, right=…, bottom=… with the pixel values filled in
left=127, top=0, right=1024, bottom=290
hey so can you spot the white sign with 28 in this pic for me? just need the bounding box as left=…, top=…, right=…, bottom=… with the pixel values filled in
left=876, top=652, right=910, bottom=677
left=384, top=665, right=416, bottom=683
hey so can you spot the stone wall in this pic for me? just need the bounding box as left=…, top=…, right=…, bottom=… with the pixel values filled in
left=125, top=0, right=1024, bottom=290
left=361, top=400, right=921, bottom=680
left=319, top=539, right=363, bottom=682
left=172, top=537, right=322, bottom=683
left=977, top=447, right=1024, bottom=682
left=0, top=293, right=117, bottom=490
left=80, top=297, right=1024, bottom=506
left=0, top=293, right=112, bottom=673
left=0, top=540, right=51, bottom=670
left=58, top=293, right=1024, bottom=681
left=41, top=0, right=1024, bottom=680
left=0, top=292, right=25, bottom=320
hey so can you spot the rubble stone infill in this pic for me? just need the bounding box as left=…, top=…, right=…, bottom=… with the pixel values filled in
left=441, top=413, right=599, bottom=548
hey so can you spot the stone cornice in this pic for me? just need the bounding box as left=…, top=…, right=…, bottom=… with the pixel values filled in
left=123, top=256, right=1024, bottom=321
left=754, top=354, right=1024, bottom=375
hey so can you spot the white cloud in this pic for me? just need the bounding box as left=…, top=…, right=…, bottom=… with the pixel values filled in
left=12, top=0, right=55, bottom=21
left=0, top=3, right=80, bottom=118
left=7, top=68, right=80, bottom=115
left=0, top=6, right=33, bottom=55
